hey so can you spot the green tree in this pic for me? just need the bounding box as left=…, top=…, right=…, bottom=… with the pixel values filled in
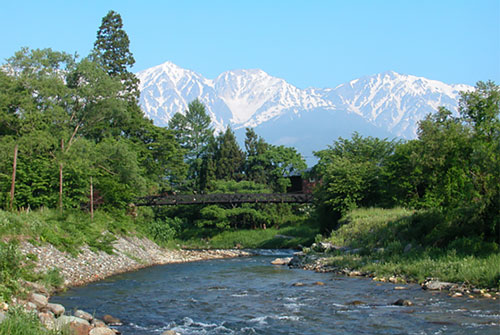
left=168, top=99, right=214, bottom=190
left=214, top=127, right=245, bottom=181
left=261, top=144, right=307, bottom=192
left=92, top=10, right=139, bottom=101
left=313, top=133, right=396, bottom=232
left=244, top=128, right=268, bottom=184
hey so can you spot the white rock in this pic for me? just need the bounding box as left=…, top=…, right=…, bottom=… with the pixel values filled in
left=89, top=327, right=116, bottom=335
left=47, top=303, right=65, bottom=317
left=29, top=293, right=48, bottom=309
left=74, top=309, right=93, bottom=321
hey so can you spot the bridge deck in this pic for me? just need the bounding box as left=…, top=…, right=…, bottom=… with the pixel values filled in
left=135, top=193, right=313, bottom=206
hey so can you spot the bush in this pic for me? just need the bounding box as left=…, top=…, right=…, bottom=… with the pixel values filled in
left=146, top=217, right=182, bottom=244
left=0, top=241, right=23, bottom=301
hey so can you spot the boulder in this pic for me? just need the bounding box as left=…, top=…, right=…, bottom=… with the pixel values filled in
left=38, top=312, right=55, bottom=330
left=91, top=318, right=107, bottom=327
left=90, top=327, right=117, bottom=335
left=22, top=281, right=49, bottom=295
left=24, top=301, right=38, bottom=311
left=103, top=314, right=122, bottom=326
left=348, top=270, right=363, bottom=277
left=74, top=309, right=93, bottom=322
left=314, top=281, right=325, bottom=286
left=271, top=257, right=292, bottom=265
left=55, top=316, right=91, bottom=335
left=311, top=242, right=337, bottom=252
left=393, top=299, right=413, bottom=306
left=292, top=282, right=305, bottom=287
left=162, top=331, right=180, bottom=335
left=288, top=255, right=304, bottom=267
left=47, top=303, right=65, bottom=317
left=422, top=279, right=455, bottom=291
left=29, top=293, right=48, bottom=309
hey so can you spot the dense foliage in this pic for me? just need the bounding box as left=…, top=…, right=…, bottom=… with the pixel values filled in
left=0, top=11, right=309, bottom=244
left=320, top=208, right=500, bottom=288
left=314, top=81, right=499, bottom=247
left=0, top=11, right=186, bottom=211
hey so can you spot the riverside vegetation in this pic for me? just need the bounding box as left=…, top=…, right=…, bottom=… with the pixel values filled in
left=0, top=9, right=499, bottom=334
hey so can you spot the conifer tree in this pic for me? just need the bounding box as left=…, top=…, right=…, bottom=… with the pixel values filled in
left=215, top=127, right=245, bottom=181
left=92, top=10, right=139, bottom=101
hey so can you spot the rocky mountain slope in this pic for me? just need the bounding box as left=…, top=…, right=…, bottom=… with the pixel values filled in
left=137, top=62, right=472, bottom=162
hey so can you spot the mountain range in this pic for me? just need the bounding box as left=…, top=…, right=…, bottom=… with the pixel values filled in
left=136, top=61, right=472, bottom=163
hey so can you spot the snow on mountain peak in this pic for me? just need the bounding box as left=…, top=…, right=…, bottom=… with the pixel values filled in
left=136, top=62, right=473, bottom=142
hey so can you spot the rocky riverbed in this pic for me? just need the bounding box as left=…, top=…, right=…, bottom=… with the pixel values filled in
left=281, top=249, right=499, bottom=300
left=0, top=235, right=250, bottom=335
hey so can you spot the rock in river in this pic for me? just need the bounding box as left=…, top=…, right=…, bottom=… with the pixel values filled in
left=271, top=257, right=292, bottom=265
left=103, top=314, right=122, bottom=326
left=422, top=279, right=455, bottom=291
left=393, top=299, right=413, bottom=306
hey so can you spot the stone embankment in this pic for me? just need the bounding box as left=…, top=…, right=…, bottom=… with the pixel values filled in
left=19, top=235, right=250, bottom=287
left=0, top=235, right=250, bottom=335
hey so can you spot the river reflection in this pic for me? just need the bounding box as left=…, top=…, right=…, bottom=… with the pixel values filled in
left=52, top=251, right=500, bottom=334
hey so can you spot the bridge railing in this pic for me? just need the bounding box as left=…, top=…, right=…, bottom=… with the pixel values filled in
left=135, top=193, right=313, bottom=206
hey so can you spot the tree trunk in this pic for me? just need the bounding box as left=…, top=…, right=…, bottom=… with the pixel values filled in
left=59, top=139, right=64, bottom=212
left=90, top=176, right=94, bottom=221
left=9, top=144, right=18, bottom=210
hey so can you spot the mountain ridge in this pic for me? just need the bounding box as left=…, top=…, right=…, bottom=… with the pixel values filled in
left=136, top=61, right=473, bottom=162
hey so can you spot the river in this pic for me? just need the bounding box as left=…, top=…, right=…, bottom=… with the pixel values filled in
left=51, top=250, right=499, bottom=334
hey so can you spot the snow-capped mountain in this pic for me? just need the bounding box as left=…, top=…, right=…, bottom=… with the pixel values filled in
left=137, top=62, right=472, bottom=162
left=321, top=71, right=472, bottom=138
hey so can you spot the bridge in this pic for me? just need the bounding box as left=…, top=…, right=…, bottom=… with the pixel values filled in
left=135, top=193, right=313, bottom=206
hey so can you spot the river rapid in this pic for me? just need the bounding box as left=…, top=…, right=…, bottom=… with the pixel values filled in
left=52, top=250, right=499, bottom=335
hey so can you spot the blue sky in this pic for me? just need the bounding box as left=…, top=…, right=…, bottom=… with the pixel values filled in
left=1, top=0, right=498, bottom=88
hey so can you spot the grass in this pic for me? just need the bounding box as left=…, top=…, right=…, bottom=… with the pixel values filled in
left=0, top=307, right=69, bottom=335
left=0, top=207, right=148, bottom=301
left=0, top=208, right=144, bottom=256
left=174, top=221, right=319, bottom=250
left=316, top=207, right=500, bottom=289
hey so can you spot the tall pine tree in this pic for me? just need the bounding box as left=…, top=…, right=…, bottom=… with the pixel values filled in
left=215, top=127, right=245, bottom=181
left=92, top=10, right=139, bottom=102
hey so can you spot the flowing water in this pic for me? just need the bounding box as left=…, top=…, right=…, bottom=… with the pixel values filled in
left=52, top=250, right=500, bottom=334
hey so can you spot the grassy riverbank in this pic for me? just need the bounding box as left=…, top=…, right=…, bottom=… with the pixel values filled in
left=0, top=208, right=316, bottom=301
left=312, top=208, right=500, bottom=289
